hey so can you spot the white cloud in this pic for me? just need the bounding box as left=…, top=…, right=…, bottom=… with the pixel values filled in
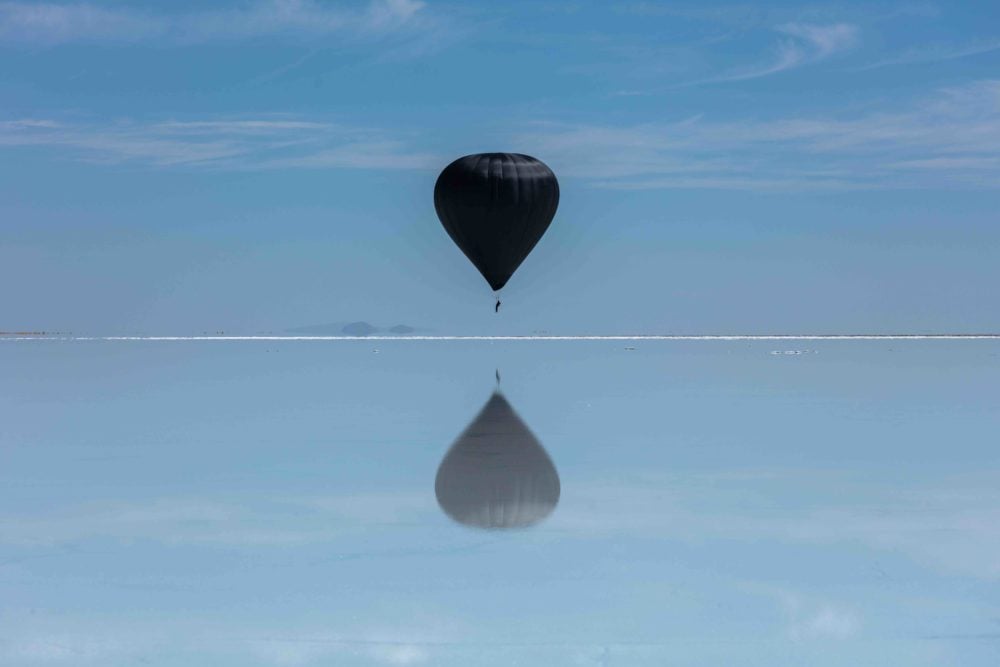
left=0, top=632, right=147, bottom=665
left=551, top=468, right=1000, bottom=581
left=700, top=22, right=859, bottom=83
left=0, top=0, right=429, bottom=46
left=792, top=606, right=860, bottom=640
left=366, top=0, right=426, bottom=31
left=891, top=156, right=1000, bottom=171
left=0, top=621, right=447, bottom=666
left=247, top=629, right=439, bottom=666
left=0, top=2, right=158, bottom=43
left=716, top=41, right=810, bottom=82
left=4, top=81, right=999, bottom=189
left=370, top=643, right=430, bottom=665
left=0, top=116, right=439, bottom=170
left=743, top=584, right=861, bottom=641
left=249, top=638, right=330, bottom=666
left=777, top=22, right=859, bottom=58
left=860, top=38, right=1000, bottom=70
left=516, top=80, right=1000, bottom=190
left=0, top=491, right=434, bottom=547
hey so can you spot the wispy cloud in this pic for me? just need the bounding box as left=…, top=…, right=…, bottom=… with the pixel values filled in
left=0, top=621, right=450, bottom=666
left=0, top=116, right=439, bottom=170
left=5, top=81, right=1000, bottom=188
left=552, top=469, right=1000, bottom=580
left=2, top=633, right=137, bottom=664
left=0, top=0, right=429, bottom=46
left=0, top=2, right=153, bottom=44
left=517, top=80, right=1000, bottom=190
left=743, top=583, right=861, bottom=641
left=248, top=632, right=434, bottom=666
left=6, top=466, right=1000, bottom=580
left=860, top=38, right=1000, bottom=70
left=0, top=492, right=434, bottom=547
left=791, top=606, right=860, bottom=641
left=704, top=22, right=859, bottom=82
left=777, top=22, right=859, bottom=58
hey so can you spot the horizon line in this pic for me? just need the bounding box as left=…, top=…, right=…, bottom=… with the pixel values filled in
left=4, top=334, right=1000, bottom=341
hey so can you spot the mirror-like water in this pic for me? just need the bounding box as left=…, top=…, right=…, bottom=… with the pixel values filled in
left=1, top=341, right=998, bottom=666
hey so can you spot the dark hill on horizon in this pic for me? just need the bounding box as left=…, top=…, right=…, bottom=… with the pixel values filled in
left=285, top=321, right=421, bottom=336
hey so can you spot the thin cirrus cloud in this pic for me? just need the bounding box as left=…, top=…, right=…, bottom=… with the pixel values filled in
left=700, top=22, right=859, bottom=83
left=0, top=117, right=440, bottom=170
left=0, top=491, right=435, bottom=547
left=1, top=622, right=448, bottom=666
left=2, top=81, right=998, bottom=190
left=517, top=80, right=1000, bottom=191
left=0, top=0, right=428, bottom=45
left=741, top=583, right=861, bottom=641
left=549, top=468, right=1000, bottom=581
left=859, top=38, right=1000, bottom=70
left=5, top=469, right=1000, bottom=580
left=249, top=634, right=435, bottom=666
left=790, top=607, right=860, bottom=640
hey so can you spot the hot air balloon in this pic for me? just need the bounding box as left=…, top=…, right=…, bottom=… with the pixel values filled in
left=434, top=153, right=559, bottom=310
left=435, top=391, right=560, bottom=530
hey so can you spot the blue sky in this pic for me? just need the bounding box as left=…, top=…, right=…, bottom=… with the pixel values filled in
left=2, top=0, right=1000, bottom=333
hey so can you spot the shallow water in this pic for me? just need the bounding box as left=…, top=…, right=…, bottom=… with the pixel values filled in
left=2, top=340, right=999, bottom=666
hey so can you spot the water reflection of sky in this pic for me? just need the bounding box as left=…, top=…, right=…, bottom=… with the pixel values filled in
left=2, top=341, right=999, bottom=666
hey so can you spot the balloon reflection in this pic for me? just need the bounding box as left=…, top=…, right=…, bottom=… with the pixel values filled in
left=435, top=392, right=560, bottom=530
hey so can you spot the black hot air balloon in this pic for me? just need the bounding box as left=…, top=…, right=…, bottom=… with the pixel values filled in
left=435, top=391, right=561, bottom=530
left=434, top=153, right=559, bottom=304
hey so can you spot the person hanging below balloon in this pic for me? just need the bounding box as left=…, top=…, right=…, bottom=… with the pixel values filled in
left=434, top=153, right=559, bottom=312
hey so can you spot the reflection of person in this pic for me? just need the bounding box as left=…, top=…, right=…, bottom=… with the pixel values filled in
left=495, top=297, right=501, bottom=313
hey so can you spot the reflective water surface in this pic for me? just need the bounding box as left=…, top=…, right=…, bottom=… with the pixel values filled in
left=2, top=341, right=999, bottom=666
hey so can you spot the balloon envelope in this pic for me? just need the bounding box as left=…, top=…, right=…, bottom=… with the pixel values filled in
left=434, top=153, right=559, bottom=291
left=435, top=392, right=560, bottom=529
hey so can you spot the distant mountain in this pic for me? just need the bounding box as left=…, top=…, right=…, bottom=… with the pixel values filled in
left=341, top=321, right=379, bottom=336
left=285, top=322, right=352, bottom=335
left=285, top=321, right=420, bottom=336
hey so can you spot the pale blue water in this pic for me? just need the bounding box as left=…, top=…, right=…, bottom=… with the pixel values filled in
left=2, top=341, right=999, bottom=666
